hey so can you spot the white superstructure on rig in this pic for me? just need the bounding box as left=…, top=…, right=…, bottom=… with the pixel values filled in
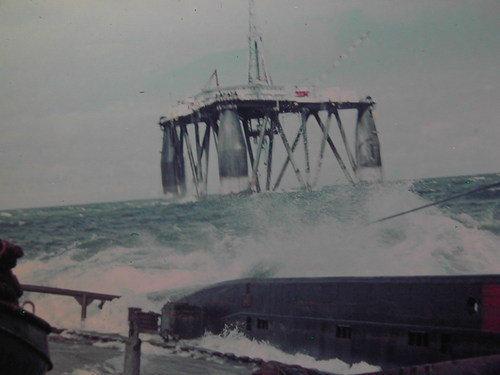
left=158, top=0, right=382, bottom=199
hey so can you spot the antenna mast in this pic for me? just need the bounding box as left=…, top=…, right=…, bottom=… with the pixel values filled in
left=248, top=0, right=272, bottom=85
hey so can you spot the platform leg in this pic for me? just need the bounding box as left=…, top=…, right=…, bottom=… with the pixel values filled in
left=311, top=111, right=332, bottom=188
left=333, top=107, right=357, bottom=174
left=355, top=106, right=383, bottom=182
left=172, top=126, right=187, bottom=195
left=242, top=119, right=261, bottom=192
left=273, top=116, right=307, bottom=190
left=160, top=124, right=181, bottom=195
left=265, top=127, right=274, bottom=191
left=272, top=119, right=305, bottom=191
left=301, top=111, right=311, bottom=186
left=202, top=125, right=211, bottom=196
left=251, top=117, right=268, bottom=190
left=183, top=127, right=201, bottom=198
left=217, top=108, right=250, bottom=194
left=194, top=121, right=203, bottom=184
left=313, top=112, right=355, bottom=186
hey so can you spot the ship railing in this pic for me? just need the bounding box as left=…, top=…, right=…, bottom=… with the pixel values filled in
left=21, top=284, right=120, bottom=321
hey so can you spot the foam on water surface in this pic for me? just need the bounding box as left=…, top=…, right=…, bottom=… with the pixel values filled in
left=187, top=328, right=380, bottom=374
left=7, top=174, right=500, bottom=371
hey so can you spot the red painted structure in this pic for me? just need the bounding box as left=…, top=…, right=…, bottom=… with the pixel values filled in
left=483, top=284, right=500, bottom=333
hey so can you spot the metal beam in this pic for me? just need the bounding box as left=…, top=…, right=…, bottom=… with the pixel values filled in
left=183, top=126, right=201, bottom=198
left=202, top=124, right=211, bottom=197
left=301, top=111, right=311, bottom=187
left=194, top=121, right=203, bottom=183
left=22, top=284, right=120, bottom=321
left=273, top=115, right=307, bottom=190
left=313, top=113, right=355, bottom=186
left=266, top=126, right=274, bottom=191
left=311, top=111, right=332, bottom=188
left=272, top=118, right=306, bottom=191
left=333, top=107, right=357, bottom=174
left=242, top=119, right=261, bottom=192
left=251, top=117, right=268, bottom=192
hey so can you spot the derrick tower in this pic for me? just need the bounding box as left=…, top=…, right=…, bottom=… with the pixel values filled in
left=158, top=1, right=382, bottom=199
left=247, top=0, right=272, bottom=86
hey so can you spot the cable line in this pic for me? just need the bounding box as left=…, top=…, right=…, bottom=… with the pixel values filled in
left=371, top=181, right=500, bottom=224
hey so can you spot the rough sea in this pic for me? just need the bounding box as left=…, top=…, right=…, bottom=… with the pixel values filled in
left=1, top=173, right=499, bottom=374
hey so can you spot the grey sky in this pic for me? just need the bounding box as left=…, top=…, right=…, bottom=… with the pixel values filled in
left=1, top=0, right=499, bottom=210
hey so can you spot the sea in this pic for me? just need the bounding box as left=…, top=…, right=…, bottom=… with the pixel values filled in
left=1, top=172, right=500, bottom=375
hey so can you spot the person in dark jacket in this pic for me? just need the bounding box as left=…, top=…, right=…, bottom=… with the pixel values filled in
left=0, top=239, right=24, bottom=304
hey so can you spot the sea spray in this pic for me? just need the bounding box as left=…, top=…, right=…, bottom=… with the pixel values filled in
left=4, top=174, right=500, bottom=369
left=189, top=327, right=380, bottom=374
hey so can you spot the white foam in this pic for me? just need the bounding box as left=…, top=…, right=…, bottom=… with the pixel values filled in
left=220, top=176, right=251, bottom=195
left=189, top=329, right=380, bottom=374
left=356, top=167, right=383, bottom=183
left=15, top=183, right=500, bottom=365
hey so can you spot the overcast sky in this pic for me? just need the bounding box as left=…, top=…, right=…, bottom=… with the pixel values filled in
left=1, top=0, right=499, bottom=210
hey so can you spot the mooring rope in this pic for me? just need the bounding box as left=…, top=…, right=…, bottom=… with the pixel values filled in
left=371, top=180, right=500, bottom=224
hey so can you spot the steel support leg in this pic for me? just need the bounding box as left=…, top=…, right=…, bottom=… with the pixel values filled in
left=201, top=124, right=210, bottom=198
left=302, top=111, right=311, bottom=187
left=313, top=113, right=355, bottom=186
left=272, top=118, right=306, bottom=191
left=266, top=127, right=274, bottom=191
left=242, top=119, right=261, bottom=192
left=273, top=115, right=307, bottom=190
left=312, top=111, right=332, bottom=188
left=251, top=117, right=269, bottom=192
left=183, top=127, right=201, bottom=198
left=194, top=121, right=203, bottom=183
left=333, top=107, right=357, bottom=174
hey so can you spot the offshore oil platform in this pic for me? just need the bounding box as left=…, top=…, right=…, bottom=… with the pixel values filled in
left=158, top=0, right=382, bottom=199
